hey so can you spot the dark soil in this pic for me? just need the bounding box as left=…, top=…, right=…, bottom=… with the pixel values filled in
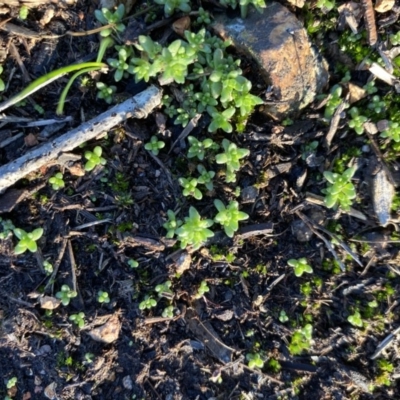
left=0, top=1, right=400, bottom=400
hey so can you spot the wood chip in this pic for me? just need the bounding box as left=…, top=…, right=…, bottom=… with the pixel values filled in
left=361, top=0, right=377, bottom=46
left=375, top=0, right=395, bottom=13
left=39, top=296, right=61, bottom=310
left=372, top=168, right=394, bottom=226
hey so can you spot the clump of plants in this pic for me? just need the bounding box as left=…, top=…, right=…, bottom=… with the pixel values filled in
left=289, top=324, right=313, bottom=355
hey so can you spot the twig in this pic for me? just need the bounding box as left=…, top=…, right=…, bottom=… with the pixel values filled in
left=325, top=94, right=349, bottom=148
left=0, top=86, right=162, bottom=193
left=361, top=0, right=377, bottom=46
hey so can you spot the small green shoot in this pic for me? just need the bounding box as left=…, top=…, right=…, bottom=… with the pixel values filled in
left=194, top=280, right=210, bottom=299
left=187, top=136, right=215, bottom=161
left=43, top=260, right=53, bottom=275
left=139, top=295, right=157, bottom=310
left=155, top=281, right=173, bottom=298
left=96, top=81, right=116, bottom=104
left=287, top=258, right=313, bottom=277
left=163, top=210, right=182, bottom=238
left=98, top=290, right=110, bottom=304
left=144, top=136, right=166, bottom=156
left=155, top=0, right=191, bottom=17
left=289, top=324, right=313, bottom=355
left=49, top=172, right=65, bottom=190
left=6, top=377, right=17, bottom=389
left=347, top=310, right=363, bottom=328
left=69, top=312, right=85, bottom=328
left=215, top=139, right=250, bottom=183
left=56, top=284, right=77, bottom=306
left=13, top=227, right=43, bottom=254
left=84, top=146, right=106, bottom=171
left=246, top=352, right=264, bottom=369
left=213, top=200, right=249, bottom=238
left=94, top=4, right=126, bottom=37
left=322, top=166, right=357, bottom=211
left=19, top=5, right=29, bottom=19
left=162, top=305, right=174, bottom=318
left=380, top=121, right=400, bottom=143
left=348, top=107, right=368, bottom=135
left=197, top=165, right=215, bottom=191
left=279, top=310, right=289, bottom=323
left=179, top=177, right=202, bottom=200
left=127, top=259, right=139, bottom=268
left=0, top=218, right=15, bottom=239
left=176, top=206, right=214, bottom=250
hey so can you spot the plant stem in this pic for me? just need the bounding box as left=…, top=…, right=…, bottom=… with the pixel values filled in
left=0, top=62, right=107, bottom=113
left=56, top=66, right=103, bottom=116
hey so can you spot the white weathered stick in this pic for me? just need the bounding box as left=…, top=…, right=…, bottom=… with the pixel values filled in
left=0, top=85, right=162, bottom=193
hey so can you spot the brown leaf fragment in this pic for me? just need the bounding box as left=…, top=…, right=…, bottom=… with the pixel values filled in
left=361, top=0, right=377, bottom=46
left=87, top=314, right=121, bottom=344
left=44, top=382, right=57, bottom=400
left=372, top=168, right=394, bottom=226
left=375, top=0, right=395, bottom=13
left=39, top=296, right=61, bottom=310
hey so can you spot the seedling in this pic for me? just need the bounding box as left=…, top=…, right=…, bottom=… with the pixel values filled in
left=94, top=4, right=126, bottom=37
left=139, top=295, right=157, bottom=310
left=179, top=177, right=202, bottom=200
left=347, top=309, right=363, bottom=327
left=289, top=324, right=313, bottom=355
left=107, top=45, right=133, bottom=82
left=96, top=82, right=116, bottom=104
left=176, top=206, right=214, bottom=250
left=363, top=80, right=378, bottom=94
left=316, top=0, right=335, bottom=12
left=84, top=146, right=107, bottom=171
left=368, top=95, right=385, bottom=114
left=49, top=172, right=65, bottom=190
left=279, top=310, right=289, bottom=323
left=163, top=210, right=182, bottom=238
left=144, top=136, right=165, bottom=156
left=246, top=352, right=264, bottom=369
left=19, top=5, right=29, bottom=19
left=43, top=260, right=53, bottom=275
left=207, top=106, right=236, bottom=133
left=197, top=165, right=215, bottom=191
left=155, top=281, right=173, bottom=298
left=127, top=259, right=139, bottom=268
left=322, top=166, right=357, bottom=211
left=194, top=280, right=210, bottom=299
left=301, top=141, right=319, bottom=160
left=348, top=107, right=368, bottom=135
left=69, top=312, right=85, bottom=328
left=213, top=200, right=249, bottom=238
left=287, top=258, right=313, bottom=277
left=187, top=136, right=216, bottom=161
left=0, top=218, right=15, bottom=239
left=324, top=85, right=344, bottom=119
left=98, top=290, right=110, bottom=304
left=380, top=121, right=400, bottom=143
left=155, top=0, right=191, bottom=17
left=56, top=284, right=77, bottom=306
left=215, top=139, right=250, bottom=183
left=13, top=227, right=43, bottom=254
left=162, top=305, right=174, bottom=318
left=6, top=377, right=17, bottom=389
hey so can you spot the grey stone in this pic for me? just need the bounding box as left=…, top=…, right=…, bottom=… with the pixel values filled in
left=212, top=2, right=329, bottom=120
